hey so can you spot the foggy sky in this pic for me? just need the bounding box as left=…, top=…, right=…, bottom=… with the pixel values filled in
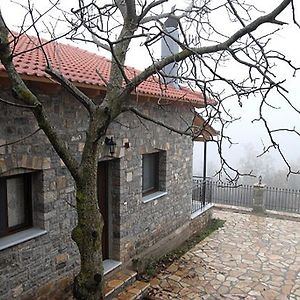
left=1, top=0, right=300, bottom=181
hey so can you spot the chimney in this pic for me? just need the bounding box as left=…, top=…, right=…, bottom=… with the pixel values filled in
left=161, top=14, right=180, bottom=88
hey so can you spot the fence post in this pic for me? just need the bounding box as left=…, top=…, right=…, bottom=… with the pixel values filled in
left=252, top=176, right=266, bottom=214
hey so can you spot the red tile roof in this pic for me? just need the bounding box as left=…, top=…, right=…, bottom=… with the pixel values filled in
left=0, top=33, right=215, bottom=107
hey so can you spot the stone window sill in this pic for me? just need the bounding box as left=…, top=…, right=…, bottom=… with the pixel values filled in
left=103, top=259, right=122, bottom=275
left=0, top=228, right=47, bottom=251
left=142, top=191, right=167, bottom=203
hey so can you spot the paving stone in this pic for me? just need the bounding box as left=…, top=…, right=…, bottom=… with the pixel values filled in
left=166, top=264, right=178, bottom=273
left=261, top=289, right=280, bottom=299
left=249, top=290, right=262, bottom=297
left=216, top=274, right=225, bottom=282
left=148, top=210, right=300, bottom=299
left=168, top=274, right=181, bottom=282
left=150, top=278, right=160, bottom=287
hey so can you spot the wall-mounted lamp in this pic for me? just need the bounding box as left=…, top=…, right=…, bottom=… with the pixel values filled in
left=105, top=137, right=116, bottom=155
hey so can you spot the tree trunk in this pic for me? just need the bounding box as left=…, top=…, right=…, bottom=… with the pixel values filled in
left=71, top=161, right=104, bottom=299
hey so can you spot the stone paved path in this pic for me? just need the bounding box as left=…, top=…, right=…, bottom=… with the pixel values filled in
left=148, top=210, right=300, bottom=299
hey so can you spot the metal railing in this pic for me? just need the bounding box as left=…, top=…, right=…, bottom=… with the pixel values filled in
left=192, top=177, right=253, bottom=213
left=211, top=181, right=253, bottom=208
left=265, top=186, right=300, bottom=214
left=192, top=177, right=300, bottom=215
left=192, top=178, right=212, bottom=213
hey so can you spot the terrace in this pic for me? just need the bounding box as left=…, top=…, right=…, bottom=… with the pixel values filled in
left=147, top=178, right=300, bottom=298
left=148, top=209, right=300, bottom=299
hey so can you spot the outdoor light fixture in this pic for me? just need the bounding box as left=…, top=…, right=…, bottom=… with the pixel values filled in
left=105, top=137, right=116, bottom=155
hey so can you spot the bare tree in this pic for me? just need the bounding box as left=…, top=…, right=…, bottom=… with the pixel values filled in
left=0, top=0, right=299, bottom=298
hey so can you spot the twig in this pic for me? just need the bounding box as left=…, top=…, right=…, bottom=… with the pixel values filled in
left=0, top=128, right=41, bottom=148
left=127, top=107, right=193, bottom=137
left=0, top=97, right=37, bottom=108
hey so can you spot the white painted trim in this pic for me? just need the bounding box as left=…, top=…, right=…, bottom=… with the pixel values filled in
left=191, top=203, right=214, bottom=220
left=0, top=228, right=47, bottom=251
left=142, top=191, right=167, bottom=203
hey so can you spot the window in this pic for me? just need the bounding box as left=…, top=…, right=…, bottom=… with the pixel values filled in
left=142, top=152, right=159, bottom=195
left=0, top=174, right=32, bottom=238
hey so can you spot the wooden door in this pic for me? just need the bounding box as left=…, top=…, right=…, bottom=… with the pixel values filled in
left=97, top=161, right=109, bottom=260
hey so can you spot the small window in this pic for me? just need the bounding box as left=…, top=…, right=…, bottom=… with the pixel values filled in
left=0, top=174, right=32, bottom=238
left=142, top=152, right=159, bottom=195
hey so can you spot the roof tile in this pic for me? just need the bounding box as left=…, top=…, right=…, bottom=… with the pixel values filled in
left=0, top=33, right=215, bottom=107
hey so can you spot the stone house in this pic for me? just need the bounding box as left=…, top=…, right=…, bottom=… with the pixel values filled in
left=0, top=32, right=215, bottom=299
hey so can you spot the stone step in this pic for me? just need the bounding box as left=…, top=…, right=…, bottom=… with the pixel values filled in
left=112, top=280, right=150, bottom=300
left=104, top=269, right=137, bottom=300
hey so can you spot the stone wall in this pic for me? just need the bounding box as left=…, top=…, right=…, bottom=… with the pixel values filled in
left=0, top=78, right=196, bottom=299
left=190, top=208, right=213, bottom=236
left=130, top=208, right=213, bottom=272
left=0, top=80, right=84, bottom=299
left=109, top=98, right=194, bottom=262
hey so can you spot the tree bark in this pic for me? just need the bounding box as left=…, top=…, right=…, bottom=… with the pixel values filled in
left=72, top=169, right=104, bottom=299
left=71, top=131, right=105, bottom=299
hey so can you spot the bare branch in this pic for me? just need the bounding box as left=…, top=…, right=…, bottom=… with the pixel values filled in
left=291, top=0, right=300, bottom=28
left=139, top=2, right=194, bottom=24
left=123, top=0, right=292, bottom=98
left=96, top=69, right=109, bottom=87
left=271, top=128, right=300, bottom=137
left=0, top=96, right=37, bottom=108
left=91, top=33, right=111, bottom=51
left=114, top=0, right=127, bottom=19
left=0, top=128, right=41, bottom=148
left=0, top=15, right=80, bottom=180
left=45, top=66, right=96, bottom=112
left=124, top=0, right=137, bottom=21
left=138, top=0, right=168, bottom=23
left=127, top=107, right=193, bottom=137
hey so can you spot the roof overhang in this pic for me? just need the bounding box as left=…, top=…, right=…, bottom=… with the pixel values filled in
left=0, top=32, right=218, bottom=108
left=192, top=114, right=219, bottom=141
left=0, top=70, right=212, bottom=108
